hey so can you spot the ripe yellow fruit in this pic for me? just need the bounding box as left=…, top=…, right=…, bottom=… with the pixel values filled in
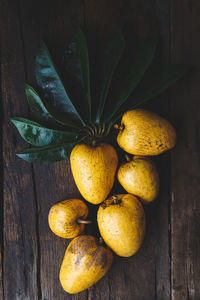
left=116, top=109, right=176, bottom=155
left=70, top=143, right=118, bottom=204
left=117, top=156, right=159, bottom=204
left=48, top=199, right=89, bottom=239
left=97, top=194, right=145, bottom=257
left=59, top=235, right=113, bottom=294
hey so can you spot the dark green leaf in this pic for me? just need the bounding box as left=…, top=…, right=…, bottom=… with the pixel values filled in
left=39, top=101, right=81, bottom=129
left=26, top=84, right=80, bottom=129
left=16, top=143, right=75, bottom=164
left=25, top=84, right=56, bottom=122
left=10, top=117, right=78, bottom=147
left=112, top=64, right=190, bottom=123
left=95, top=30, right=125, bottom=123
left=106, top=37, right=157, bottom=123
left=65, top=28, right=91, bottom=122
left=36, top=41, right=85, bottom=128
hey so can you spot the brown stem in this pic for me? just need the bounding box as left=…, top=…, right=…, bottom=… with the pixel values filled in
left=125, top=154, right=131, bottom=162
left=114, top=123, right=124, bottom=131
left=99, top=237, right=103, bottom=245
left=77, top=218, right=92, bottom=224
left=92, top=139, right=97, bottom=146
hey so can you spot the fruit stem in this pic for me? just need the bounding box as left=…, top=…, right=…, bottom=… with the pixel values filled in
left=114, top=123, right=124, bottom=131
left=112, top=195, right=120, bottom=204
left=125, top=154, right=131, bottom=162
left=77, top=218, right=92, bottom=224
left=92, top=139, right=97, bottom=146
left=99, top=237, right=103, bottom=245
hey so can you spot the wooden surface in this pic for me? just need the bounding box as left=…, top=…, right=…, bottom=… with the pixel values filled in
left=1, top=0, right=200, bottom=299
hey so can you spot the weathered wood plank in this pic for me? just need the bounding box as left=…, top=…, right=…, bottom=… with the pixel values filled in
left=4, top=0, right=200, bottom=299
left=170, top=1, right=200, bottom=299
left=0, top=140, right=3, bottom=300
left=0, top=249, right=3, bottom=300
left=0, top=57, right=4, bottom=300
left=19, top=1, right=87, bottom=299
left=151, top=2, right=171, bottom=299
left=84, top=1, right=171, bottom=299
left=1, top=0, right=39, bottom=299
left=84, top=2, right=123, bottom=299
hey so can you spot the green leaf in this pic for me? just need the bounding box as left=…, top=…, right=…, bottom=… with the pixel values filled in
left=26, top=84, right=80, bottom=129
left=10, top=117, right=78, bottom=147
left=105, top=36, right=157, bottom=123
left=36, top=41, right=85, bottom=128
left=112, top=64, right=190, bottom=123
left=95, top=30, right=125, bottom=123
left=65, top=28, right=91, bottom=122
left=25, top=84, right=55, bottom=122
left=39, top=101, right=81, bottom=129
left=16, top=143, right=75, bottom=164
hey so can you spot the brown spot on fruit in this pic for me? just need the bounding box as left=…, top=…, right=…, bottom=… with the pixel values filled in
left=68, top=235, right=95, bottom=255
left=59, top=235, right=113, bottom=294
left=117, top=109, right=176, bottom=156
left=75, top=253, right=83, bottom=265
left=86, top=247, right=108, bottom=270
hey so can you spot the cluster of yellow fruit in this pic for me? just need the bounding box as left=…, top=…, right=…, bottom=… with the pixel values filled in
left=48, top=109, right=176, bottom=294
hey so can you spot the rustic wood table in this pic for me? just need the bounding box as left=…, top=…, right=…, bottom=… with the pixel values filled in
left=1, top=0, right=200, bottom=299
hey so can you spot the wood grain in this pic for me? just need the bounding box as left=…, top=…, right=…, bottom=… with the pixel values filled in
left=1, top=0, right=39, bottom=299
left=1, top=0, right=200, bottom=299
left=84, top=1, right=171, bottom=300
left=18, top=1, right=86, bottom=299
left=170, top=1, right=200, bottom=299
left=0, top=46, right=4, bottom=300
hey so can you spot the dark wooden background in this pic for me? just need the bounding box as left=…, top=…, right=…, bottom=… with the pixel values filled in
left=1, top=0, right=200, bottom=299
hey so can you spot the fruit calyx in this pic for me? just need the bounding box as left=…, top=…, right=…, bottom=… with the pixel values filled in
left=77, top=217, right=92, bottom=224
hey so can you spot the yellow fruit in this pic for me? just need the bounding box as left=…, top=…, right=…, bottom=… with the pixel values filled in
left=116, top=109, right=176, bottom=155
left=97, top=194, right=145, bottom=257
left=48, top=199, right=89, bottom=239
left=59, top=235, right=113, bottom=294
left=70, top=143, right=118, bottom=204
left=117, top=155, right=159, bottom=204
